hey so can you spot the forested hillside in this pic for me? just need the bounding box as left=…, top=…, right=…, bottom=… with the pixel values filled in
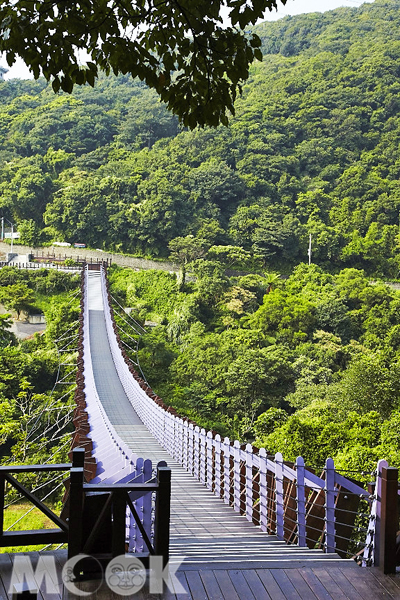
left=1, top=0, right=400, bottom=276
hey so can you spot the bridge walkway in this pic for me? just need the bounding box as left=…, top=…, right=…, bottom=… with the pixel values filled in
left=83, top=271, right=398, bottom=599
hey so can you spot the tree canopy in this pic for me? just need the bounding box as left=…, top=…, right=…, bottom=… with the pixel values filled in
left=0, top=0, right=286, bottom=127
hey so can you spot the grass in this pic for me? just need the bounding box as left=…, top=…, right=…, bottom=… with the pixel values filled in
left=0, top=502, right=65, bottom=553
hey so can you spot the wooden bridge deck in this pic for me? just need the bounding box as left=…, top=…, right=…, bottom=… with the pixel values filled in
left=81, top=272, right=400, bottom=598
left=0, top=549, right=398, bottom=599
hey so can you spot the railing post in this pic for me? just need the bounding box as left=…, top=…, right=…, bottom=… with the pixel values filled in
left=206, top=431, right=213, bottom=491
left=325, top=457, right=335, bottom=553
left=223, top=437, right=231, bottom=506
left=112, top=490, right=126, bottom=557
left=233, top=440, right=241, bottom=513
left=275, top=452, right=284, bottom=539
left=259, top=448, right=268, bottom=533
left=296, top=456, right=307, bottom=547
left=214, top=434, right=222, bottom=499
left=0, top=471, right=4, bottom=537
left=371, top=459, right=388, bottom=567
left=379, top=466, right=398, bottom=574
left=245, top=444, right=253, bottom=523
left=188, top=423, right=194, bottom=475
left=68, top=448, right=85, bottom=558
left=200, top=428, right=206, bottom=485
left=142, top=459, right=153, bottom=547
left=177, top=418, right=184, bottom=466
left=154, top=466, right=171, bottom=568
left=194, top=426, right=200, bottom=480
left=183, top=420, right=189, bottom=471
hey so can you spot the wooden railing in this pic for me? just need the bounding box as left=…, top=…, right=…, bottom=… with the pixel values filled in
left=68, top=448, right=171, bottom=567
left=0, top=463, right=71, bottom=547
left=0, top=448, right=171, bottom=568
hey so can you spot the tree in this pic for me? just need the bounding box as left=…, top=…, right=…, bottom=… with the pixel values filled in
left=168, top=235, right=209, bottom=289
left=0, top=0, right=286, bottom=128
left=0, top=313, right=15, bottom=348
left=264, top=272, right=280, bottom=294
left=18, top=219, right=43, bottom=247
left=0, top=284, right=34, bottom=320
left=207, top=245, right=252, bottom=268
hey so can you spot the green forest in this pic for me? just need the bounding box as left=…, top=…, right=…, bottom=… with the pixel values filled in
left=2, top=0, right=400, bottom=475
left=0, top=267, right=79, bottom=467
left=1, top=0, right=400, bottom=277
left=0, top=267, right=79, bottom=546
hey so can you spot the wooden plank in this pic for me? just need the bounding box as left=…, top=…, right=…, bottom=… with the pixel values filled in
left=199, top=570, right=224, bottom=600
left=242, top=570, right=273, bottom=600
left=0, top=552, right=15, bottom=600
left=385, top=573, right=400, bottom=591
left=169, top=571, right=193, bottom=600
left=339, top=566, right=399, bottom=599
left=47, top=550, right=66, bottom=599
left=270, top=570, right=302, bottom=600
left=185, top=571, right=207, bottom=600
left=311, top=568, right=350, bottom=600
left=213, top=571, right=240, bottom=600
left=284, top=570, right=318, bottom=600
left=28, top=550, right=63, bottom=600
left=83, top=484, right=158, bottom=492
left=228, top=570, right=256, bottom=600
left=295, top=568, right=333, bottom=600
left=365, top=570, right=400, bottom=597
left=24, top=551, right=61, bottom=600
left=63, top=579, right=114, bottom=600
left=0, top=465, right=71, bottom=474
left=0, top=530, right=67, bottom=546
left=9, top=553, right=44, bottom=600
left=321, top=567, right=363, bottom=600
left=132, top=580, right=158, bottom=600
left=256, top=569, right=286, bottom=600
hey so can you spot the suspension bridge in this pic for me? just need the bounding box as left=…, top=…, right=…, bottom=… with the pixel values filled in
left=0, top=264, right=398, bottom=599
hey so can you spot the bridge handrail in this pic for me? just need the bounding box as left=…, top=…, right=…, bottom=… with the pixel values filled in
left=68, top=448, right=171, bottom=566
left=83, top=272, right=137, bottom=475
left=99, top=266, right=399, bottom=570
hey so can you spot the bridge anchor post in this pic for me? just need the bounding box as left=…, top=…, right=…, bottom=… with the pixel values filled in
left=154, top=466, right=171, bottom=568
left=68, top=448, right=85, bottom=559
left=379, top=466, right=398, bottom=574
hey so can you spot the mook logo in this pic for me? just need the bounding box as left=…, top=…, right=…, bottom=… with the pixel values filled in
left=10, top=553, right=187, bottom=596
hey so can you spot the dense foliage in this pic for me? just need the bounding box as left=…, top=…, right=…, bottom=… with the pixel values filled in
left=1, top=0, right=400, bottom=277
left=110, top=263, right=400, bottom=474
left=0, top=267, right=80, bottom=469
left=0, top=0, right=284, bottom=127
